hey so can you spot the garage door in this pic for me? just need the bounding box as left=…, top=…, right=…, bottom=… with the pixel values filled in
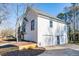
left=44, top=35, right=53, bottom=46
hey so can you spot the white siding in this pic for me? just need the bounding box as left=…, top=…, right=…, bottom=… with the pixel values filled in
left=53, top=21, right=68, bottom=45
left=16, top=8, right=68, bottom=47
left=37, top=16, right=52, bottom=47
left=37, top=16, right=68, bottom=47
left=24, top=10, right=38, bottom=42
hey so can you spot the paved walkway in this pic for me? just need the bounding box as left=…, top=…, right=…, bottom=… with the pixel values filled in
left=44, top=44, right=79, bottom=51
left=0, top=41, right=16, bottom=46
left=0, top=41, right=36, bottom=46
left=13, top=42, right=36, bottom=46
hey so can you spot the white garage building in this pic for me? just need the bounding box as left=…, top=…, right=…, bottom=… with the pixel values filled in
left=16, top=7, right=68, bottom=47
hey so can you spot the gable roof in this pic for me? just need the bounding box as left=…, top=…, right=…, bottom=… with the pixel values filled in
left=27, top=7, right=66, bottom=24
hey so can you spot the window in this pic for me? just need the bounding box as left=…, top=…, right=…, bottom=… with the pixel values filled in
left=24, top=17, right=28, bottom=22
left=31, top=20, right=35, bottom=31
left=50, top=21, right=53, bottom=27
left=22, top=20, right=26, bottom=32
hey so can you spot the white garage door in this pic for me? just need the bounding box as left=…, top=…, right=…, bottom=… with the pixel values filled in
left=43, top=35, right=53, bottom=47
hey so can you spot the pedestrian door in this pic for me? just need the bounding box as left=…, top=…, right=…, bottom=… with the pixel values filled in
left=57, top=36, right=60, bottom=45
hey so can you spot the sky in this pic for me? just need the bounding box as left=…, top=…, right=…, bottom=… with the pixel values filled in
left=0, top=3, right=71, bottom=30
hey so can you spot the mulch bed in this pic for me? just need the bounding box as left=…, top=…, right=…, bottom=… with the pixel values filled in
left=2, top=48, right=45, bottom=56
left=0, top=45, right=18, bottom=55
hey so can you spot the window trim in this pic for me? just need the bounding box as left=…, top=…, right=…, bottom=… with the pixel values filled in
left=31, top=20, right=35, bottom=31
left=50, top=20, right=53, bottom=28
left=22, top=20, right=26, bottom=33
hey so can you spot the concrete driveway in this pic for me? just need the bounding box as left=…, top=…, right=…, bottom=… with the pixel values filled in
left=38, top=48, right=79, bottom=56
left=38, top=44, right=79, bottom=56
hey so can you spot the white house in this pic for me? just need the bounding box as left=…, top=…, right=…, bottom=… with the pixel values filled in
left=16, top=7, right=68, bottom=47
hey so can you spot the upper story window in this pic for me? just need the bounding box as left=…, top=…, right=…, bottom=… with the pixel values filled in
left=31, top=20, right=35, bottom=31
left=22, top=20, right=26, bottom=32
left=24, top=17, right=28, bottom=22
left=50, top=20, right=53, bottom=28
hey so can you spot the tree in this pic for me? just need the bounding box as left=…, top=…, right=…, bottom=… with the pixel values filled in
left=57, top=13, right=65, bottom=20
left=0, top=27, right=15, bottom=38
left=64, top=3, right=79, bottom=43
left=68, top=4, right=79, bottom=42
left=0, top=3, right=9, bottom=24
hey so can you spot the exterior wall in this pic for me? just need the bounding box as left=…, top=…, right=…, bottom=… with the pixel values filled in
left=37, top=15, right=68, bottom=47
left=16, top=7, right=68, bottom=47
left=23, top=10, right=38, bottom=42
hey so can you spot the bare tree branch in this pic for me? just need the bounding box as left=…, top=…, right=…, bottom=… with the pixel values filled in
left=0, top=3, right=9, bottom=24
